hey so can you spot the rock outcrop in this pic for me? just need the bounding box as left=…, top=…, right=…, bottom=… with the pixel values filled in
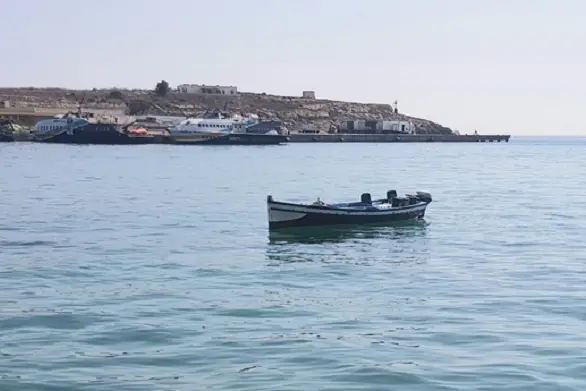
left=0, top=88, right=454, bottom=134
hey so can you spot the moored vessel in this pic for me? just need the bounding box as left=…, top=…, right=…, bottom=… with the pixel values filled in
left=169, top=109, right=288, bottom=145
left=30, top=111, right=160, bottom=145
left=0, top=119, right=17, bottom=142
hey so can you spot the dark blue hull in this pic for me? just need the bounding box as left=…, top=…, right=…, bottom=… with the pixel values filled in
left=36, top=123, right=158, bottom=145
left=194, top=133, right=288, bottom=145
left=40, top=133, right=157, bottom=145
left=267, top=192, right=433, bottom=230
left=268, top=200, right=430, bottom=230
left=0, top=134, right=15, bottom=142
left=0, top=120, right=16, bottom=142
left=268, top=205, right=427, bottom=229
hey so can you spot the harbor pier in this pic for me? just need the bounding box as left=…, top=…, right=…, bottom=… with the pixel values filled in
left=287, top=133, right=511, bottom=143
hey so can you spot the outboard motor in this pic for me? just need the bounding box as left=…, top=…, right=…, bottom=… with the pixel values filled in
left=361, top=193, right=372, bottom=204
left=387, top=190, right=397, bottom=202
left=416, top=191, right=433, bottom=203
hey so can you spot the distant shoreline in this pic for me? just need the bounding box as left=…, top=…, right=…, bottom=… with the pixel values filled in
left=0, top=86, right=457, bottom=135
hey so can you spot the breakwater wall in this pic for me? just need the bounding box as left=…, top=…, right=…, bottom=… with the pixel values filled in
left=288, top=133, right=510, bottom=143
left=8, top=131, right=510, bottom=144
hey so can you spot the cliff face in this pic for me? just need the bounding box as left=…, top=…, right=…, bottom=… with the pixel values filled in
left=0, top=88, right=454, bottom=134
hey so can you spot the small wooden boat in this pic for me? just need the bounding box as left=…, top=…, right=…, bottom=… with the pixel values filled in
left=267, top=190, right=432, bottom=229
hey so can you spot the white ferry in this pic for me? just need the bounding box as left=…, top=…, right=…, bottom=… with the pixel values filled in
left=168, top=109, right=280, bottom=144
left=30, top=113, right=90, bottom=141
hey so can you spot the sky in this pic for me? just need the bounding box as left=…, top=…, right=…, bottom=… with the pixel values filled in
left=1, top=0, right=585, bottom=136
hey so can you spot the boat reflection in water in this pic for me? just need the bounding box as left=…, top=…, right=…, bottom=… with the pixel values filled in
left=268, top=220, right=429, bottom=245
left=266, top=220, right=429, bottom=266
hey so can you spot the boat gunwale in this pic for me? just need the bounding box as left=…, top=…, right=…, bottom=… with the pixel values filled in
left=267, top=198, right=429, bottom=214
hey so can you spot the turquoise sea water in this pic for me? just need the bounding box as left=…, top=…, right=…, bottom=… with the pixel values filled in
left=1, top=137, right=586, bottom=390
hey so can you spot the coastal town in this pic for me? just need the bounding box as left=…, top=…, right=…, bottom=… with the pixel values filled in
left=0, top=82, right=510, bottom=144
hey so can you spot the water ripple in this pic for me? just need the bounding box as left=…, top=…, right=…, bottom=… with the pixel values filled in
left=1, top=139, right=586, bottom=390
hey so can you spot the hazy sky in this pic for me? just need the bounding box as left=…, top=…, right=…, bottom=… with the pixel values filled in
left=1, top=0, right=585, bottom=135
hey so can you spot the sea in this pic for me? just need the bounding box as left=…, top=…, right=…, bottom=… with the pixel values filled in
left=1, top=137, right=585, bottom=391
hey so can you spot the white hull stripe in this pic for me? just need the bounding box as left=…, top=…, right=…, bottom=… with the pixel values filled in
left=268, top=202, right=428, bottom=217
left=268, top=209, right=308, bottom=222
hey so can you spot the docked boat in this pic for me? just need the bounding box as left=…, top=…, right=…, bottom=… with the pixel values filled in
left=267, top=190, right=432, bottom=229
left=0, top=119, right=16, bottom=142
left=30, top=111, right=159, bottom=145
left=169, top=109, right=288, bottom=145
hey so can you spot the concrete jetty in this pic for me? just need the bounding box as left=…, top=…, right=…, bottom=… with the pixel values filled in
left=9, top=131, right=510, bottom=144
left=287, top=133, right=510, bottom=143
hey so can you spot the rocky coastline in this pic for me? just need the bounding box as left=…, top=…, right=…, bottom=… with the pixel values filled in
left=0, top=87, right=454, bottom=134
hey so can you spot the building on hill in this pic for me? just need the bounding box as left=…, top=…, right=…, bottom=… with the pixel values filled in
left=177, top=84, right=238, bottom=95
left=339, top=119, right=416, bottom=134
left=302, top=91, right=316, bottom=99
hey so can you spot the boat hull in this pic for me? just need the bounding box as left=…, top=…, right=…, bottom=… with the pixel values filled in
left=267, top=199, right=429, bottom=229
left=34, top=129, right=158, bottom=145
left=0, top=119, right=16, bottom=142
left=174, top=133, right=288, bottom=145
left=0, top=134, right=15, bottom=142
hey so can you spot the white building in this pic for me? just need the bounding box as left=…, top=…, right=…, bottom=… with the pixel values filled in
left=379, top=120, right=416, bottom=134
left=177, top=84, right=238, bottom=95
left=341, top=119, right=416, bottom=134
